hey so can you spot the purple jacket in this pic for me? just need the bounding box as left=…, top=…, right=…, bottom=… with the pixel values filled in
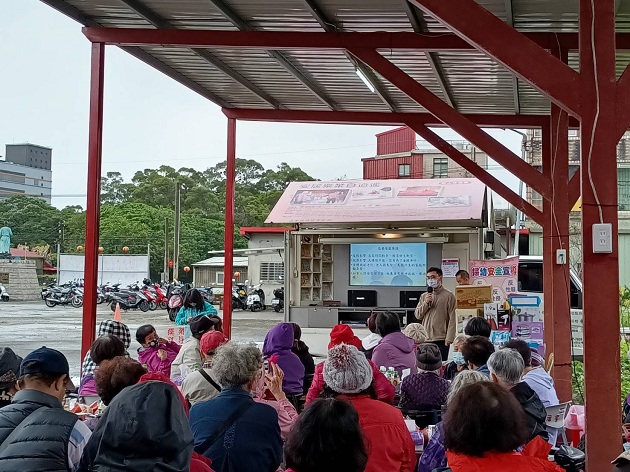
left=417, top=422, right=446, bottom=472
left=399, top=372, right=449, bottom=410
left=263, top=323, right=305, bottom=396
left=371, top=331, right=417, bottom=377
left=137, top=341, right=181, bottom=377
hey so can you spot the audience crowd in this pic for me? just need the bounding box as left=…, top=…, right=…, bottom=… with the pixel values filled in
left=0, top=306, right=589, bottom=472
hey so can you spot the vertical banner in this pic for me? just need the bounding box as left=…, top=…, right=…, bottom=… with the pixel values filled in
left=469, top=256, right=519, bottom=303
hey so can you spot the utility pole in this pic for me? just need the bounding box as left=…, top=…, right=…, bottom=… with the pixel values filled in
left=173, top=183, right=181, bottom=281
left=163, top=217, right=169, bottom=282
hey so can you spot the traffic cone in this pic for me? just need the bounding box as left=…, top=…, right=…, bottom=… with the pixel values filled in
left=113, top=302, right=122, bottom=322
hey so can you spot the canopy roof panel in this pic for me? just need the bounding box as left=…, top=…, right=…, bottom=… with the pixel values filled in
left=43, top=0, right=630, bottom=117
left=265, top=178, right=487, bottom=227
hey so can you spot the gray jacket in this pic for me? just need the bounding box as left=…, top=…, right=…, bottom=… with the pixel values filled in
left=0, top=389, right=77, bottom=472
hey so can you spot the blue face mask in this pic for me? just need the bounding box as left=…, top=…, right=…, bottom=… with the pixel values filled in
left=452, top=351, right=466, bottom=366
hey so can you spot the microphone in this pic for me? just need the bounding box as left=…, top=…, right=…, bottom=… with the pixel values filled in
left=426, top=286, right=433, bottom=306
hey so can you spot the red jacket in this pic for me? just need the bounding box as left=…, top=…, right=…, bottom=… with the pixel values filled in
left=305, top=359, right=395, bottom=405
left=446, top=450, right=564, bottom=472
left=345, top=395, right=416, bottom=472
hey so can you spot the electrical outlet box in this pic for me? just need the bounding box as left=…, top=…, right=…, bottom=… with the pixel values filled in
left=556, top=249, right=567, bottom=265
left=593, top=223, right=613, bottom=253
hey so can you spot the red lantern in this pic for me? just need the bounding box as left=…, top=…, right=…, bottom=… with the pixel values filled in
left=122, top=246, right=129, bottom=253
left=184, top=266, right=191, bottom=273
left=98, top=247, right=104, bottom=254
left=233, top=271, right=241, bottom=278
left=76, top=245, right=84, bottom=252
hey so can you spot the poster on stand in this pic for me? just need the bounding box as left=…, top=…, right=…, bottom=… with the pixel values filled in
left=469, top=256, right=519, bottom=303
left=441, top=258, right=460, bottom=278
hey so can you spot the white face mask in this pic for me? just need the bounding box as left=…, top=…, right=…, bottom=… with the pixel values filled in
left=427, top=279, right=440, bottom=288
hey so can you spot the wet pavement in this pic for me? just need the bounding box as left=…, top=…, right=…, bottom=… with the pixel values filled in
left=0, top=301, right=283, bottom=376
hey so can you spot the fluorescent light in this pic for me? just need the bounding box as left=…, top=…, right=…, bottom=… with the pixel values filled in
left=375, top=233, right=403, bottom=239
left=355, top=67, right=375, bottom=93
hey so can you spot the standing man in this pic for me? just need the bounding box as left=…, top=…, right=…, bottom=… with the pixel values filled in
left=415, top=267, right=456, bottom=360
left=455, top=269, right=470, bottom=285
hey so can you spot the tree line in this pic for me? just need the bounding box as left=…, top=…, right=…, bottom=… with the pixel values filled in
left=0, top=159, right=315, bottom=280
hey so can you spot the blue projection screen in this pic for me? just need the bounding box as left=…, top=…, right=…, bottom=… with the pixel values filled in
left=350, top=243, right=427, bottom=286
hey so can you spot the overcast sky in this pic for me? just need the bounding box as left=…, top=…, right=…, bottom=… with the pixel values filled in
left=0, top=1, right=521, bottom=209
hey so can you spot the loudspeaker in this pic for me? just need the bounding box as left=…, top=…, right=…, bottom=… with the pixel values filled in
left=348, top=290, right=377, bottom=307
left=400, top=290, right=424, bottom=308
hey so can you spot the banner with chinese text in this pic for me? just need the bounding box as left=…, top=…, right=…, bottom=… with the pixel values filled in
left=469, top=256, right=519, bottom=303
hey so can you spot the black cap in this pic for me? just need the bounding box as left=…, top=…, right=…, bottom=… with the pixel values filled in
left=19, top=347, right=74, bottom=389
left=189, top=315, right=217, bottom=336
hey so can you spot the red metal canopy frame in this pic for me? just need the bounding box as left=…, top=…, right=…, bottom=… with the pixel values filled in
left=77, top=1, right=624, bottom=468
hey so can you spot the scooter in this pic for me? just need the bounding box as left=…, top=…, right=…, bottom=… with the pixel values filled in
left=232, top=281, right=248, bottom=310
left=246, top=282, right=266, bottom=312
left=0, top=284, right=8, bottom=302
left=44, top=286, right=83, bottom=308
left=272, top=286, right=284, bottom=313
left=109, top=290, right=149, bottom=312
left=167, top=283, right=186, bottom=322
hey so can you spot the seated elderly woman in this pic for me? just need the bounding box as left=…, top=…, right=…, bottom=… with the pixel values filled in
left=417, top=370, right=489, bottom=472
left=442, top=334, right=468, bottom=381
left=442, top=381, right=563, bottom=471
left=94, top=356, right=147, bottom=406
left=399, top=343, right=449, bottom=411
left=189, top=343, right=283, bottom=472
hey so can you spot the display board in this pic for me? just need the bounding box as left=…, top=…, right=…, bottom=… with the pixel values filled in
left=58, top=254, right=150, bottom=285
left=350, top=243, right=427, bottom=286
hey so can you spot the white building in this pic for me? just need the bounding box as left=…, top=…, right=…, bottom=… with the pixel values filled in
left=0, top=144, right=53, bottom=203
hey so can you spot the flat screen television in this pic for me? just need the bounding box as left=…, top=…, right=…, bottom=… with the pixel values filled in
left=350, top=242, right=427, bottom=286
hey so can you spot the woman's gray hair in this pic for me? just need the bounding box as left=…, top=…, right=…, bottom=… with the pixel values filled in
left=453, top=334, right=468, bottom=346
left=447, top=369, right=490, bottom=404
left=487, top=348, right=524, bottom=387
left=212, top=343, right=263, bottom=388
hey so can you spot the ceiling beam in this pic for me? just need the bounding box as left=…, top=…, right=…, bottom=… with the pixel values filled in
left=402, top=1, right=457, bottom=109
left=84, top=28, right=629, bottom=51
left=206, top=0, right=339, bottom=110
left=504, top=0, right=521, bottom=114
left=302, top=0, right=399, bottom=112
left=118, top=0, right=284, bottom=109
left=222, top=107, right=579, bottom=128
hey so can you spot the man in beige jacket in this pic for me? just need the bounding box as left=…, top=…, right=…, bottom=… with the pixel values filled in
left=414, top=267, right=457, bottom=360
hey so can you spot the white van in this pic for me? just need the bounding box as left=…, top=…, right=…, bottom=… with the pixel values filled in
left=517, top=256, right=583, bottom=358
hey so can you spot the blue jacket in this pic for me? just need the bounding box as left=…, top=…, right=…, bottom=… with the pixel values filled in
left=190, top=387, right=282, bottom=472
left=176, top=301, right=217, bottom=325
left=476, top=364, right=491, bottom=377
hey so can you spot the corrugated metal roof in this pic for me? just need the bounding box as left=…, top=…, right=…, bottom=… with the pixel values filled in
left=40, top=0, right=629, bottom=115
left=193, top=256, right=249, bottom=267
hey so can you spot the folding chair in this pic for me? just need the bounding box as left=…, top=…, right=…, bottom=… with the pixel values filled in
left=545, top=401, right=572, bottom=446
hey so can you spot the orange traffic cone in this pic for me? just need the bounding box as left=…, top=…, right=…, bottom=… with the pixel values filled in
left=113, top=302, right=122, bottom=322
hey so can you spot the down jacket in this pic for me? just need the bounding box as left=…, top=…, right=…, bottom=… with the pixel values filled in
left=305, top=359, right=395, bottom=405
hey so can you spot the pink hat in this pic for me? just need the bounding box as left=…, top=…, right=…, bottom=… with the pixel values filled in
left=200, top=331, right=228, bottom=354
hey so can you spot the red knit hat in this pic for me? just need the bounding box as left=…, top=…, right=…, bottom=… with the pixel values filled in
left=200, top=331, right=228, bottom=354
left=328, top=324, right=362, bottom=350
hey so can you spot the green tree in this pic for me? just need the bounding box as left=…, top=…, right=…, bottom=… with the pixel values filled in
left=257, top=162, right=314, bottom=191
left=0, top=196, right=62, bottom=248
left=101, top=172, right=132, bottom=204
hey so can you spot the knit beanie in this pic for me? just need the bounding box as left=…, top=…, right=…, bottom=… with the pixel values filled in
left=403, top=323, right=428, bottom=344
left=416, top=343, right=443, bottom=371
left=323, top=344, right=373, bottom=394
left=328, top=324, right=362, bottom=350
left=200, top=331, right=228, bottom=355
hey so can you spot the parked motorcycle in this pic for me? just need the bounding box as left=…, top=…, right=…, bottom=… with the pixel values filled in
left=232, top=281, right=248, bottom=310
left=0, top=284, right=9, bottom=302
left=272, top=286, right=284, bottom=313
left=167, top=283, right=187, bottom=322
left=197, top=286, right=214, bottom=304
left=246, top=281, right=266, bottom=312
left=153, top=283, right=169, bottom=310
left=44, top=286, right=83, bottom=308
left=109, top=288, right=149, bottom=312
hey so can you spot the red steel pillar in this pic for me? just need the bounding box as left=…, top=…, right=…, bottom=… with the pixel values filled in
left=81, top=43, right=105, bottom=361
left=222, top=118, right=236, bottom=339
left=542, top=107, right=572, bottom=403
left=580, top=0, right=621, bottom=468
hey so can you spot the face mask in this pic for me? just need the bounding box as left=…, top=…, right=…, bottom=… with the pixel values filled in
left=148, top=339, right=159, bottom=348
left=427, top=279, right=439, bottom=288
left=452, top=352, right=466, bottom=366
